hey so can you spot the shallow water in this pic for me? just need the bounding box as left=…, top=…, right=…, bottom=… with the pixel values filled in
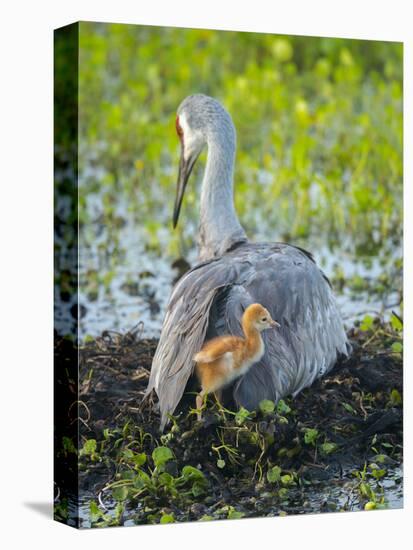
left=75, top=463, right=403, bottom=528
left=54, top=202, right=402, bottom=341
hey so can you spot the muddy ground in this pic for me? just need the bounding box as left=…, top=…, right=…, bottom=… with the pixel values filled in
left=54, top=318, right=403, bottom=527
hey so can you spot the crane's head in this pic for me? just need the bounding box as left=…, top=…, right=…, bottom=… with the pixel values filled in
left=173, top=94, right=236, bottom=228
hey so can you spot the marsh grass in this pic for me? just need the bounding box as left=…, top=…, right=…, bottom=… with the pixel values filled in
left=52, top=314, right=403, bottom=527
left=76, top=24, right=402, bottom=260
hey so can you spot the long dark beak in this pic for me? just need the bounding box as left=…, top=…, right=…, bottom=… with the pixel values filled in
left=172, top=146, right=198, bottom=228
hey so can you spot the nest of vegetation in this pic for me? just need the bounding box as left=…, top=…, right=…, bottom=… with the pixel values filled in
left=56, top=317, right=403, bottom=527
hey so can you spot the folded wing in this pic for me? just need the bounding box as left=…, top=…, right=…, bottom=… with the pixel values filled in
left=146, top=243, right=350, bottom=429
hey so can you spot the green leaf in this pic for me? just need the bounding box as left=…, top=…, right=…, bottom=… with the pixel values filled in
left=192, top=481, right=207, bottom=497
left=267, top=465, right=282, bottom=483
left=321, top=442, right=337, bottom=455
left=303, top=428, right=319, bottom=445
left=62, top=436, right=77, bottom=455
left=390, top=314, right=403, bottom=331
left=389, top=388, right=402, bottom=406
left=181, top=465, right=205, bottom=482
left=80, top=439, right=97, bottom=457
left=228, top=509, right=245, bottom=519
left=152, top=446, right=174, bottom=468
left=342, top=402, right=357, bottom=414
left=277, top=399, right=291, bottom=415
left=89, top=501, right=105, bottom=522
left=391, top=341, right=402, bottom=353
left=89, top=501, right=99, bottom=516
left=114, top=502, right=124, bottom=520
left=158, top=472, right=175, bottom=488
left=259, top=399, right=275, bottom=414
left=359, top=482, right=373, bottom=499
left=133, top=476, right=146, bottom=490
left=360, top=315, right=374, bottom=331
left=136, top=469, right=151, bottom=484
left=371, top=468, right=386, bottom=480
left=286, top=445, right=301, bottom=458
left=160, top=513, right=175, bottom=524
left=112, top=485, right=128, bottom=501
left=217, top=459, right=226, bottom=469
left=235, top=407, right=251, bottom=425
left=281, top=474, right=294, bottom=485
left=132, top=453, right=147, bottom=467
left=122, top=449, right=134, bottom=459
left=271, top=38, right=293, bottom=62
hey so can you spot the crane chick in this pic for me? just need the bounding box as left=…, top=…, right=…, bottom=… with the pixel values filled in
left=194, top=303, right=280, bottom=420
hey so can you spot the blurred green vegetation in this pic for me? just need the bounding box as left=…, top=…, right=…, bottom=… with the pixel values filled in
left=78, top=23, right=402, bottom=258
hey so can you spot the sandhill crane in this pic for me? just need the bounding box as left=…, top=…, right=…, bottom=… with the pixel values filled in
left=145, top=94, right=351, bottom=430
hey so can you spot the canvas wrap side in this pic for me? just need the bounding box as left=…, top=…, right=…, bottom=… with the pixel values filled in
left=54, top=21, right=80, bottom=529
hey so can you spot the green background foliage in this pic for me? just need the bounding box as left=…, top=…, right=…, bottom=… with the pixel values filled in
left=78, top=22, right=402, bottom=258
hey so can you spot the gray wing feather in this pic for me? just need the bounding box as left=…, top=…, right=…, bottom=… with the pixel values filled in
left=233, top=245, right=349, bottom=407
left=145, top=256, right=252, bottom=429
left=146, top=243, right=350, bottom=429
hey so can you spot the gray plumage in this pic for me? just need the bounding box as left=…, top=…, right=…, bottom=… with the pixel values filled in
left=145, top=94, right=351, bottom=430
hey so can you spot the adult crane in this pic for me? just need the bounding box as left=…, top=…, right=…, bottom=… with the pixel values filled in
left=144, top=94, right=350, bottom=430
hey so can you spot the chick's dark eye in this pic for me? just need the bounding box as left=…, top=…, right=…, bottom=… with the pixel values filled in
left=262, top=317, right=267, bottom=322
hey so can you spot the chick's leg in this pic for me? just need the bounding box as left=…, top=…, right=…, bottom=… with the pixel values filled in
left=196, top=389, right=207, bottom=421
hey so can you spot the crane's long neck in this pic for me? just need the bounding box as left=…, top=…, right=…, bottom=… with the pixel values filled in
left=198, top=135, right=247, bottom=261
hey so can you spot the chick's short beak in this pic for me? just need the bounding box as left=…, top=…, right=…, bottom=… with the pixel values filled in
left=270, top=319, right=281, bottom=328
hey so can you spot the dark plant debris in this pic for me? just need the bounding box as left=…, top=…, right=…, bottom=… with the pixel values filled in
left=55, top=316, right=403, bottom=527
